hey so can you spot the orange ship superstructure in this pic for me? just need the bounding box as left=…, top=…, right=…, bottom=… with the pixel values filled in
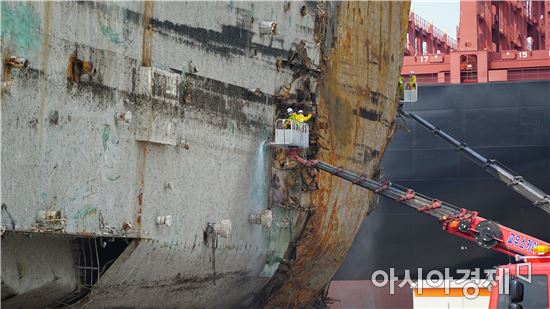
left=403, top=0, right=550, bottom=84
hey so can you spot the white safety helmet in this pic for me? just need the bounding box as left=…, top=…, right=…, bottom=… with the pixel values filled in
left=298, top=110, right=304, bottom=114
left=287, top=108, right=293, bottom=114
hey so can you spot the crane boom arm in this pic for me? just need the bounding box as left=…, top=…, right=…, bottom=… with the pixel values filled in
left=399, top=109, right=550, bottom=214
left=288, top=151, right=549, bottom=258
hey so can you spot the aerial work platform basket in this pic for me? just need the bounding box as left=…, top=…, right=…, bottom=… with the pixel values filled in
left=401, top=88, right=418, bottom=103
left=271, top=119, right=309, bottom=149
left=399, top=79, right=418, bottom=103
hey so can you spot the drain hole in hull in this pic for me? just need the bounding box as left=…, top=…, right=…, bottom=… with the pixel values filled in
left=54, top=237, right=133, bottom=307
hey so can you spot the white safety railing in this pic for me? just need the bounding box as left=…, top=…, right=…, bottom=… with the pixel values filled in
left=402, top=89, right=418, bottom=103
left=273, top=119, right=309, bottom=148
left=400, top=82, right=418, bottom=103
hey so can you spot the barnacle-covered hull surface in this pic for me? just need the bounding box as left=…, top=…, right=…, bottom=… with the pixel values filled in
left=1, top=1, right=408, bottom=307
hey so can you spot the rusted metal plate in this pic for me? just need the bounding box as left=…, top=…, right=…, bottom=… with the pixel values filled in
left=263, top=1, right=410, bottom=306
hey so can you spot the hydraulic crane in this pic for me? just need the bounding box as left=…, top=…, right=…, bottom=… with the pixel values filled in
left=398, top=108, right=550, bottom=215
left=274, top=84, right=549, bottom=307
left=272, top=104, right=549, bottom=259
left=287, top=150, right=549, bottom=259
left=286, top=148, right=549, bottom=308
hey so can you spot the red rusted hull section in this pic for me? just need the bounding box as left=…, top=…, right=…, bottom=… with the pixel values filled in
left=263, top=2, right=410, bottom=306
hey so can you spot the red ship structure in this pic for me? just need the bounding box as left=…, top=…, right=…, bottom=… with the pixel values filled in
left=403, top=0, right=550, bottom=84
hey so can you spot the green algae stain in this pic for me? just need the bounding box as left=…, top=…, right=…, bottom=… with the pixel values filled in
left=259, top=207, right=294, bottom=277
left=227, top=120, right=237, bottom=135
left=102, top=126, right=110, bottom=151
left=101, top=24, right=124, bottom=44
left=106, top=175, right=121, bottom=181
left=73, top=204, right=97, bottom=220
left=1, top=2, right=42, bottom=56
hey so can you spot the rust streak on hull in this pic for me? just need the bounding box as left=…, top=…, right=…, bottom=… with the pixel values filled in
left=135, top=142, right=147, bottom=236
left=141, top=1, right=154, bottom=67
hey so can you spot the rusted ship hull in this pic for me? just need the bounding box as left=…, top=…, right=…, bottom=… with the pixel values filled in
left=261, top=2, right=409, bottom=307
left=1, top=1, right=408, bottom=307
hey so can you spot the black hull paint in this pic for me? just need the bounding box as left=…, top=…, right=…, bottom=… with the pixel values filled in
left=336, top=80, right=550, bottom=279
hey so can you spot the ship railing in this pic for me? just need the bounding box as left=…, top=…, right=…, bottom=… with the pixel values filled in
left=433, top=28, right=445, bottom=42
left=508, top=67, right=550, bottom=82
left=447, top=37, right=457, bottom=50
left=414, top=73, right=446, bottom=85
left=413, top=13, right=430, bottom=32
left=273, top=119, right=309, bottom=149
